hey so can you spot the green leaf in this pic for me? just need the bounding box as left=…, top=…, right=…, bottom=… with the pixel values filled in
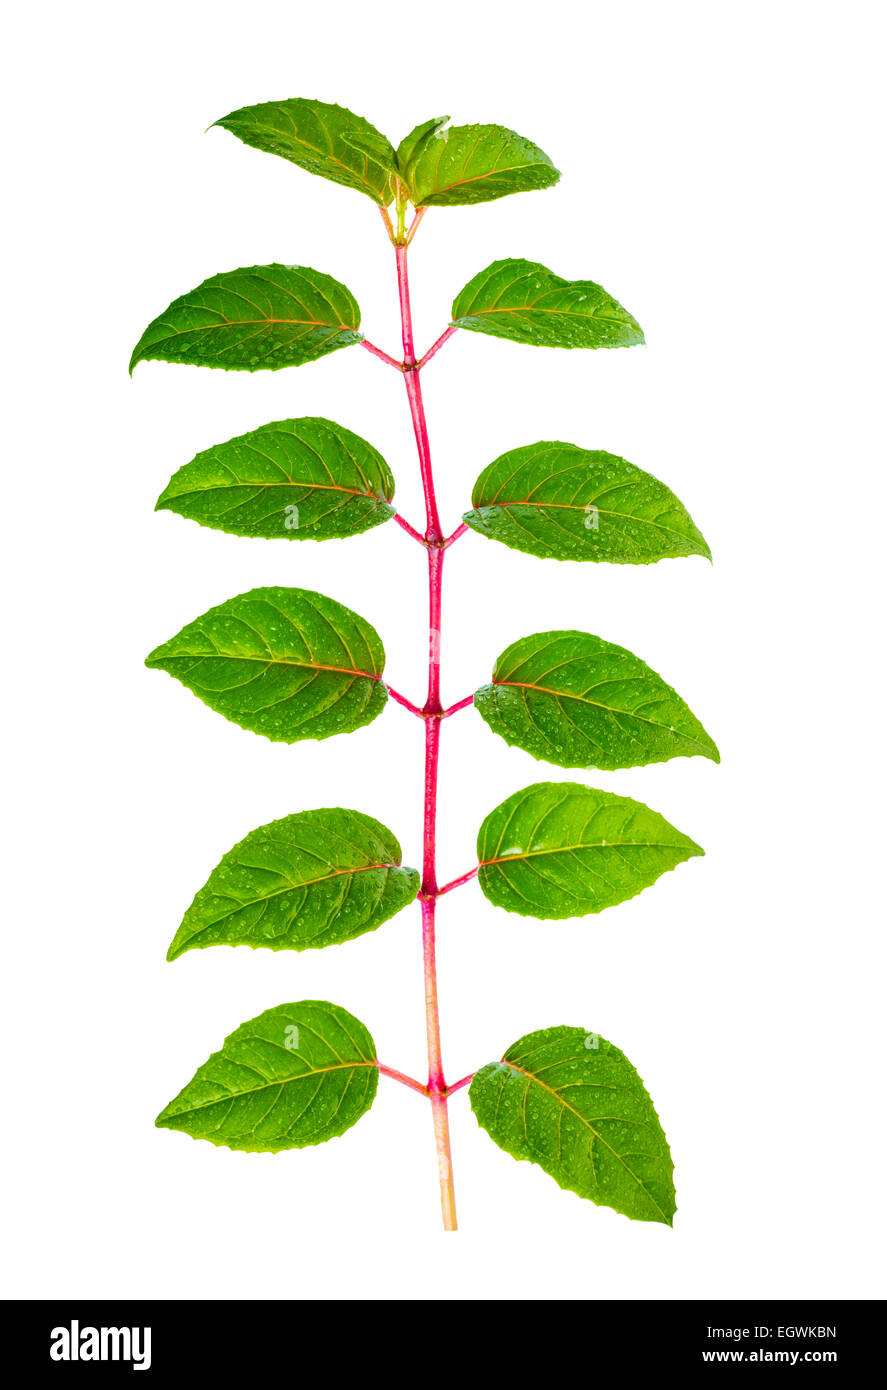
left=475, top=630, right=719, bottom=770
left=214, top=98, right=398, bottom=205
left=145, top=586, right=387, bottom=742
left=464, top=442, right=711, bottom=564
left=129, top=264, right=361, bottom=373
left=156, top=417, right=396, bottom=542
left=399, top=123, right=559, bottom=207
left=451, top=259, right=643, bottom=348
left=395, top=116, right=449, bottom=173
left=469, top=1026, right=675, bottom=1224
left=156, top=1001, right=378, bottom=1152
left=167, top=808, right=419, bottom=960
left=477, top=781, right=702, bottom=919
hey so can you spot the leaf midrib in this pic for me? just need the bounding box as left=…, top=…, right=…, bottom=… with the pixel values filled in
left=189, top=859, right=406, bottom=929
left=166, top=478, right=389, bottom=504
left=482, top=840, right=691, bottom=865
left=420, top=159, right=550, bottom=199
left=153, top=652, right=381, bottom=680
left=471, top=498, right=699, bottom=547
left=490, top=679, right=708, bottom=749
left=165, top=1059, right=379, bottom=1118
left=150, top=317, right=356, bottom=338
left=462, top=305, right=629, bottom=326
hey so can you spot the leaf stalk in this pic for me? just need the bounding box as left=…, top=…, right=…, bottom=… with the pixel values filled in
left=438, top=866, right=479, bottom=896
left=377, top=1063, right=429, bottom=1096
left=418, top=323, right=459, bottom=369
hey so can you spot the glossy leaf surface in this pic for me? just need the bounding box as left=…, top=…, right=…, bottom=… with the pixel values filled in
left=167, top=808, right=419, bottom=960
left=130, top=264, right=361, bottom=373
left=156, top=1001, right=378, bottom=1152
left=477, top=781, right=703, bottom=918
left=146, top=586, right=386, bottom=742
left=464, top=443, right=711, bottom=563
left=401, top=123, right=559, bottom=206
left=156, top=417, right=395, bottom=541
left=470, top=1026, right=675, bottom=1224
left=452, top=259, right=642, bottom=347
left=215, top=98, right=398, bottom=204
left=475, top=630, right=719, bottom=769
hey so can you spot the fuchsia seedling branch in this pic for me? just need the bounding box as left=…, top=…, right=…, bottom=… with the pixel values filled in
left=372, top=213, right=475, bottom=1225
left=135, top=99, right=718, bottom=1233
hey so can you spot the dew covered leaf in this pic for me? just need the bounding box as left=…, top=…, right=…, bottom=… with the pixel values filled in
left=156, top=1001, right=378, bottom=1152
left=156, top=417, right=396, bottom=541
left=129, top=264, right=361, bottom=373
left=214, top=98, right=398, bottom=204
left=475, top=630, right=719, bottom=770
left=399, top=123, right=559, bottom=206
left=395, top=116, right=450, bottom=173
left=464, top=442, right=710, bottom=563
left=451, top=259, right=642, bottom=348
left=145, top=586, right=387, bottom=742
left=469, top=1026, right=675, bottom=1224
left=167, top=808, right=419, bottom=960
left=477, top=781, right=703, bottom=918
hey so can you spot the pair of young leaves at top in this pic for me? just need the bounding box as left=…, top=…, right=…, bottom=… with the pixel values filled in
left=135, top=99, right=716, bottom=1227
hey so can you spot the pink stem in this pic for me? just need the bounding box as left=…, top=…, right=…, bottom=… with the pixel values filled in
left=378, top=204, right=397, bottom=245
left=418, top=323, right=459, bottom=369
left=446, top=1074, right=474, bottom=1097
left=361, top=339, right=403, bottom=371
left=386, top=685, right=425, bottom=718
left=438, top=866, right=479, bottom=896
left=397, top=244, right=444, bottom=543
left=377, top=1063, right=429, bottom=1096
left=441, top=695, right=474, bottom=719
left=442, top=522, right=469, bottom=550
left=425, top=546, right=444, bottom=708
left=405, top=206, right=427, bottom=245
left=395, top=233, right=457, bottom=1232
left=394, top=513, right=426, bottom=545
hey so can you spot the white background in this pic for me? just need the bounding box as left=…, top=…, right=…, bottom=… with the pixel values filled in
left=4, top=1, right=885, bottom=1301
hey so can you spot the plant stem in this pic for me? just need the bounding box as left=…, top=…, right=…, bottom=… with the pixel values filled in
left=418, top=323, right=459, bottom=369
left=394, top=234, right=458, bottom=1231
left=386, top=684, right=425, bottom=718
left=362, top=339, right=403, bottom=371
left=438, top=865, right=479, bottom=895
left=377, top=1063, right=429, bottom=1096
left=445, top=1073, right=474, bottom=1097
left=397, top=243, right=444, bottom=542
left=393, top=512, right=426, bottom=545
left=441, top=695, right=474, bottom=718
left=442, top=522, right=469, bottom=549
